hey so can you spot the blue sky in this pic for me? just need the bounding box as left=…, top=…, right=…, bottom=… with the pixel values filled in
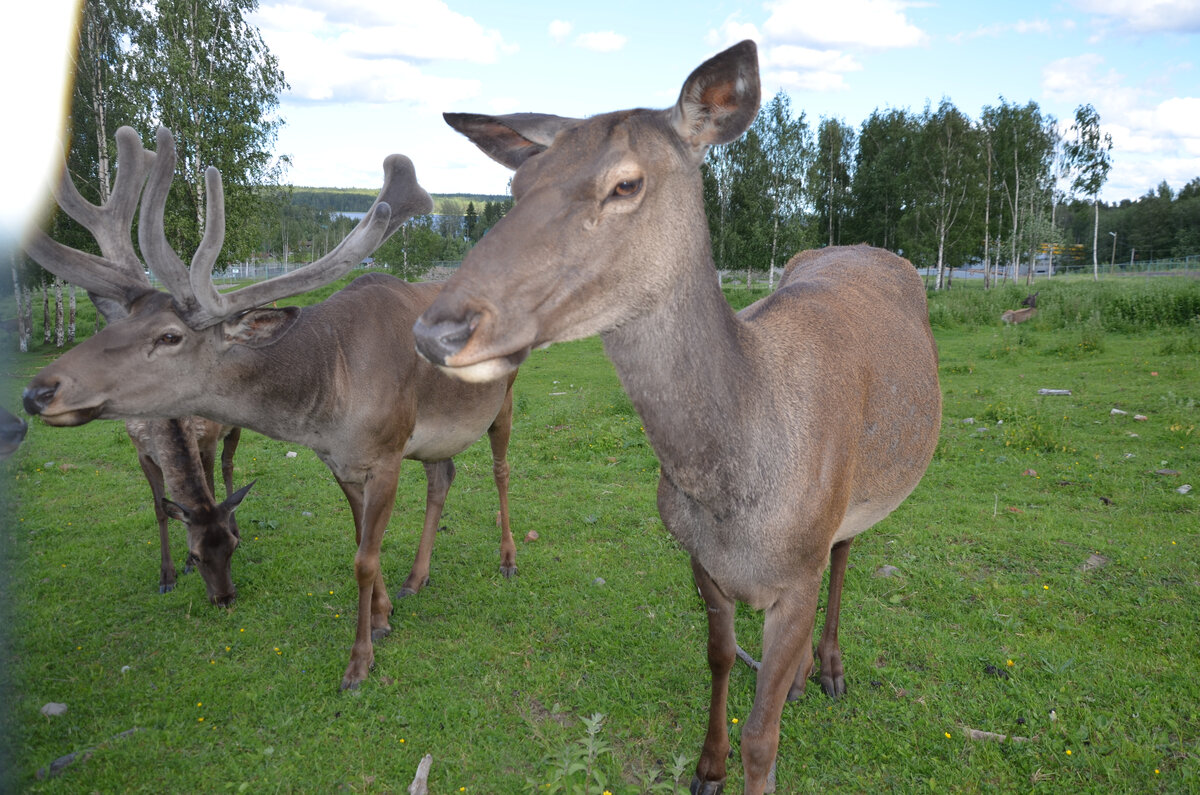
left=3, top=0, right=1199, bottom=239
left=250, top=0, right=1200, bottom=202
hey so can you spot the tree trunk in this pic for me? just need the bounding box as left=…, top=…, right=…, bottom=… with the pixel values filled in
left=68, top=284, right=77, bottom=343
left=54, top=279, right=65, bottom=348
left=42, top=283, right=51, bottom=344
left=1091, top=199, right=1100, bottom=281
left=11, top=266, right=28, bottom=353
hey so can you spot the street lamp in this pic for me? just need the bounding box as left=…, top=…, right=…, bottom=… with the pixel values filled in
left=1109, top=231, right=1117, bottom=275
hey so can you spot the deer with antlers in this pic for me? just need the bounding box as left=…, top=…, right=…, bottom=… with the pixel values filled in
left=412, top=41, right=941, bottom=793
left=23, top=126, right=520, bottom=690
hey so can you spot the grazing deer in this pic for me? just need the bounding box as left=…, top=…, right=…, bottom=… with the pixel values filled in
left=126, top=416, right=249, bottom=604
left=412, top=41, right=941, bottom=794
left=0, top=405, right=27, bottom=460
left=23, top=127, right=519, bottom=691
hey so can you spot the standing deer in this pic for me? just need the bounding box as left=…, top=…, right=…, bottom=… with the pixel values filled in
left=412, top=41, right=941, bottom=794
left=23, top=127, right=519, bottom=691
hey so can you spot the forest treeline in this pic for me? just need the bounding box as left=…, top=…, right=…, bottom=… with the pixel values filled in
left=701, top=91, right=1199, bottom=289
left=12, top=0, right=1199, bottom=353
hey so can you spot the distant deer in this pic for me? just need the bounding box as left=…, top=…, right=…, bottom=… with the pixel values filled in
left=412, top=41, right=941, bottom=794
left=23, top=127, right=519, bottom=691
left=0, top=405, right=27, bottom=460
left=1001, top=292, right=1037, bottom=325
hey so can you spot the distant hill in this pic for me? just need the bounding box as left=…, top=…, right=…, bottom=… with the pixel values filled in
left=289, top=188, right=507, bottom=215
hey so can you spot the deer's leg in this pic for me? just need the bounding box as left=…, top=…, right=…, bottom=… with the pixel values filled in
left=136, top=453, right=176, bottom=593
left=690, top=557, right=736, bottom=795
left=739, top=571, right=824, bottom=795
left=813, top=537, right=852, bottom=699
left=220, top=427, right=241, bottom=499
left=340, top=464, right=401, bottom=691
left=399, top=459, right=455, bottom=597
left=488, top=376, right=517, bottom=578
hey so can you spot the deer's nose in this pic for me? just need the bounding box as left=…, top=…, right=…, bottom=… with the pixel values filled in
left=412, top=315, right=476, bottom=366
left=22, top=382, right=59, bottom=416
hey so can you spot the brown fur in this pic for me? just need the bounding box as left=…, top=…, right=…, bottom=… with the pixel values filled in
left=415, top=41, right=941, bottom=794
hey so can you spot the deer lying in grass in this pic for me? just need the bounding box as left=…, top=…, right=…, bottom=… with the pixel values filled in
left=23, top=127, right=520, bottom=690
left=1001, top=293, right=1038, bottom=325
left=412, top=41, right=941, bottom=793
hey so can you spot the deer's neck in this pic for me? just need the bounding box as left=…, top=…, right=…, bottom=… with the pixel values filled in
left=601, top=251, right=768, bottom=511
left=205, top=311, right=355, bottom=449
left=153, top=418, right=216, bottom=505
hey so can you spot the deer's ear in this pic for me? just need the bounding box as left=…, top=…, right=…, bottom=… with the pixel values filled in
left=222, top=307, right=300, bottom=349
left=162, top=497, right=192, bottom=524
left=444, top=112, right=579, bottom=170
left=669, top=40, right=761, bottom=158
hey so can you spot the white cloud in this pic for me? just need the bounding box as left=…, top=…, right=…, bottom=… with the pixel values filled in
left=951, top=18, right=1055, bottom=42
left=1042, top=54, right=1200, bottom=198
left=705, top=15, right=762, bottom=50
left=549, top=20, right=573, bottom=43
left=574, top=31, right=628, bottom=52
left=762, top=0, right=929, bottom=50
left=1068, top=0, right=1200, bottom=34
left=251, top=0, right=515, bottom=104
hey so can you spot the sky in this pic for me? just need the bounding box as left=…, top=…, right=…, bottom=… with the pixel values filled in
left=3, top=0, right=1199, bottom=239
left=247, top=0, right=1200, bottom=203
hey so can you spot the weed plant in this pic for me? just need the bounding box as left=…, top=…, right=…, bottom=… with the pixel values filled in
left=2, top=271, right=1197, bottom=792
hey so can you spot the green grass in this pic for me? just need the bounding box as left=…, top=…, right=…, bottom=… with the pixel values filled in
left=2, top=274, right=1198, bottom=793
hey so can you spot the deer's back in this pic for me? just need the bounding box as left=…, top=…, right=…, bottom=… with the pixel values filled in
left=740, top=245, right=940, bottom=542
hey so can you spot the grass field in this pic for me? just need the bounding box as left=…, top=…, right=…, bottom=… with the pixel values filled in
left=2, top=273, right=1197, bottom=793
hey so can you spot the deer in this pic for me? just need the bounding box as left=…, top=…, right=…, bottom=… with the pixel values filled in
left=411, top=40, right=941, bottom=794
left=1001, top=291, right=1038, bottom=324
left=22, top=126, right=520, bottom=691
left=126, top=416, right=250, bottom=604
left=0, top=405, right=27, bottom=459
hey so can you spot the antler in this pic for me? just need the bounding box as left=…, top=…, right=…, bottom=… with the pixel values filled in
left=139, top=127, right=432, bottom=329
left=25, top=126, right=434, bottom=330
left=22, top=127, right=159, bottom=317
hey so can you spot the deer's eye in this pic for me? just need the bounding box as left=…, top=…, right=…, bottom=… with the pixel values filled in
left=612, top=178, right=643, bottom=198
left=157, top=332, right=182, bottom=346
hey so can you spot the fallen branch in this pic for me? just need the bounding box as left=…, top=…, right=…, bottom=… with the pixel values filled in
left=960, top=726, right=1033, bottom=744
left=408, top=753, right=433, bottom=795
left=736, top=645, right=761, bottom=672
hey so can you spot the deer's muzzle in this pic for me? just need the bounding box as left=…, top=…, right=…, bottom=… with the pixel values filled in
left=22, top=380, right=103, bottom=426
left=412, top=314, right=477, bottom=367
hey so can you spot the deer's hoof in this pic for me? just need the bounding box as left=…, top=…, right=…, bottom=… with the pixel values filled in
left=821, top=674, right=846, bottom=700
left=690, top=775, right=725, bottom=795
left=500, top=564, right=518, bottom=580
left=159, top=583, right=175, bottom=595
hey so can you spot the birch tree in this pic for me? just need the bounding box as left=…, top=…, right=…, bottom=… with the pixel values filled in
left=134, top=0, right=288, bottom=263
left=1065, top=104, right=1113, bottom=281
left=916, top=100, right=980, bottom=289
left=807, top=118, right=856, bottom=247
left=754, top=91, right=811, bottom=287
